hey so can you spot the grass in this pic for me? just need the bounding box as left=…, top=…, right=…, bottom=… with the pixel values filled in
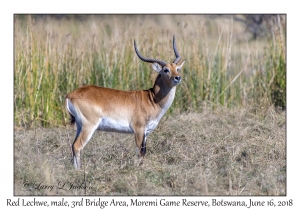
left=14, top=105, right=285, bottom=195
left=14, top=14, right=286, bottom=127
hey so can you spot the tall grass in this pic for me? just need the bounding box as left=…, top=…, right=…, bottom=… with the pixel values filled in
left=14, top=15, right=286, bottom=127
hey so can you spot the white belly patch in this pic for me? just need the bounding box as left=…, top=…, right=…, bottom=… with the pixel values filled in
left=97, top=117, right=134, bottom=134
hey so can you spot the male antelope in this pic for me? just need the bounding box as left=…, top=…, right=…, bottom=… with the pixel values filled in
left=66, top=35, right=185, bottom=169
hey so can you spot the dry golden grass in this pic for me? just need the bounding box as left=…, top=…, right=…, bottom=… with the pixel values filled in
left=14, top=105, right=285, bottom=196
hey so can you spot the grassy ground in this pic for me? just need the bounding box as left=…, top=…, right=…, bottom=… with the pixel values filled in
left=14, top=105, right=285, bottom=196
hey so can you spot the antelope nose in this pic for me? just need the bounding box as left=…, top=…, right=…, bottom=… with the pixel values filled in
left=174, top=76, right=181, bottom=82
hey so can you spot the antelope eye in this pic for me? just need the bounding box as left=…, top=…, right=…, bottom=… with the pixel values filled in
left=164, top=68, right=170, bottom=73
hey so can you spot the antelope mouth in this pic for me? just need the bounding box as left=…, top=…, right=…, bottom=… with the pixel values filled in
left=172, top=80, right=181, bottom=85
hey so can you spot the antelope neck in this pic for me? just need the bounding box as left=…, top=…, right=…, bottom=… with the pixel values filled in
left=151, top=74, right=176, bottom=109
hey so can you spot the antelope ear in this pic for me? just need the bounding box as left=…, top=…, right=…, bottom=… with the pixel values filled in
left=177, top=60, right=185, bottom=70
left=152, top=63, right=162, bottom=73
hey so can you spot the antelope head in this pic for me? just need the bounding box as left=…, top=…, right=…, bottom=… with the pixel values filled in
left=134, top=35, right=185, bottom=88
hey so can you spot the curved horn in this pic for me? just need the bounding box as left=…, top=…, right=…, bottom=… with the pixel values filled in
left=172, top=35, right=181, bottom=64
left=134, top=40, right=167, bottom=67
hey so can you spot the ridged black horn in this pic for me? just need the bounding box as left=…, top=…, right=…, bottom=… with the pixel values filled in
left=134, top=40, right=167, bottom=67
left=172, top=35, right=181, bottom=64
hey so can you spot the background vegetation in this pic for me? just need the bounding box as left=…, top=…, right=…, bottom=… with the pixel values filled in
left=14, top=14, right=286, bottom=127
left=14, top=15, right=286, bottom=196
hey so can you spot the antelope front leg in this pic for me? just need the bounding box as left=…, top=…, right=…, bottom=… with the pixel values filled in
left=134, top=130, right=147, bottom=166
